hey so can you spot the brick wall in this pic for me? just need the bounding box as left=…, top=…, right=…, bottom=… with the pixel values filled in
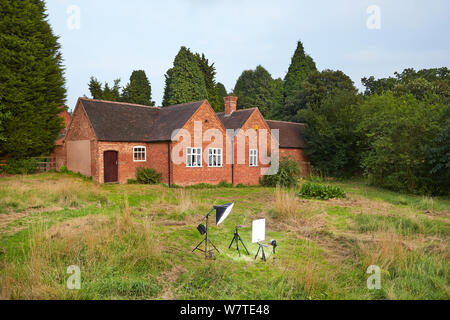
left=171, top=101, right=232, bottom=186
left=233, top=109, right=274, bottom=185
left=279, top=148, right=311, bottom=176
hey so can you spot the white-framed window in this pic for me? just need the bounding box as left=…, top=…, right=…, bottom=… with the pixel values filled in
left=249, top=149, right=258, bottom=167
left=186, top=147, right=202, bottom=167
left=133, top=146, right=146, bottom=162
left=208, top=148, right=223, bottom=167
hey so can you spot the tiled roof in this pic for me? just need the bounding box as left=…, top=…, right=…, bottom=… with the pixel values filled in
left=216, top=108, right=255, bottom=130
left=266, top=120, right=307, bottom=148
left=79, top=98, right=204, bottom=142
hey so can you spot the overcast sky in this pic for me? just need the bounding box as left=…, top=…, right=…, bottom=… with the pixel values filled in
left=44, top=0, right=450, bottom=110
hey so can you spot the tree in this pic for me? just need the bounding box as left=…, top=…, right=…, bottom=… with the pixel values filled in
left=299, top=90, right=362, bottom=177
left=357, top=92, right=447, bottom=195
left=87, top=77, right=121, bottom=101
left=0, top=0, right=66, bottom=158
left=283, top=41, right=317, bottom=119
left=162, top=46, right=208, bottom=106
left=122, top=70, right=155, bottom=106
left=233, top=65, right=283, bottom=118
left=216, top=82, right=227, bottom=111
left=88, top=77, right=104, bottom=99
left=298, top=69, right=358, bottom=110
left=362, top=67, right=450, bottom=102
left=195, top=53, right=221, bottom=111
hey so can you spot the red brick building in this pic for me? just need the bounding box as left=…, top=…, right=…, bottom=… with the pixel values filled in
left=63, top=96, right=310, bottom=185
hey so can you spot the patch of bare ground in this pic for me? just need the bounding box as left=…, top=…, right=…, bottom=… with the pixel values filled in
left=0, top=206, right=83, bottom=236
left=46, top=215, right=109, bottom=240
left=327, top=195, right=399, bottom=216
left=158, top=265, right=187, bottom=299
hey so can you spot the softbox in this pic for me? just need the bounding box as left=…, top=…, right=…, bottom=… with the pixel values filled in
left=214, top=202, right=234, bottom=225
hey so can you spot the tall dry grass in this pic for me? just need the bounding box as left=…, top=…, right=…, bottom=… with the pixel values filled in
left=357, top=232, right=408, bottom=270
left=175, top=189, right=194, bottom=213
left=0, top=175, right=107, bottom=211
left=274, top=186, right=298, bottom=219
left=0, top=197, right=162, bottom=299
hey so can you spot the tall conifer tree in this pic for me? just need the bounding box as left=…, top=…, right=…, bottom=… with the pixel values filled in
left=0, top=0, right=66, bottom=158
left=283, top=41, right=317, bottom=120
left=122, top=70, right=155, bottom=106
left=162, top=47, right=207, bottom=106
left=233, top=65, right=283, bottom=118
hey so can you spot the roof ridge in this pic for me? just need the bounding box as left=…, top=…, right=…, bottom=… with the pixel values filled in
left=79, top=97, right=161, bottom=109
left=266, top=119, right=306, bottom=125
left=216, top=108, right=256, bottom=114
left=162, top=100, right=206, bottom=109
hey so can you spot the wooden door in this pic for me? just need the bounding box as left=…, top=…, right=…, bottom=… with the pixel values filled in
left=104, top=151, right=118, bottom=183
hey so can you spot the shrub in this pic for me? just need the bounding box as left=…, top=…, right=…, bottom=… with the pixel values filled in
left=217, top=181, right=233, bottom=188
left=3, top=158, right=39, bottom=174
left=59, top=165, right=69, bottom=173
left=297, top=182, right=346, bottom=200
left=260, top=157, right=301, bottom=188
left=136, top=168, right=162, bottom=184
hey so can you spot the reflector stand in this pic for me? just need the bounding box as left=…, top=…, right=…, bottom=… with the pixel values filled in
left=255, top=242, right=268, bottom=261
left=228, top=216, right=250, bottom=257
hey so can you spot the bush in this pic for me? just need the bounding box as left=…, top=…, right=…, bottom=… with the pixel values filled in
left=3, top=158, right=39, bottom=174
left=136, top=168, right=162, bottom=184
left=297, top=182, right=346, bottom=200
left=59, top=165, right=69, bottom=173
left=260, top=157, right=301, bottom=188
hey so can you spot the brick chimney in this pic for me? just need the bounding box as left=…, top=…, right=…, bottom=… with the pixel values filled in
left=224, top=96, right=238, bottom=115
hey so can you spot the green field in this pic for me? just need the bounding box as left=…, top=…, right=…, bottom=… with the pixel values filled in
left=0, top=173, right=448, bottom=300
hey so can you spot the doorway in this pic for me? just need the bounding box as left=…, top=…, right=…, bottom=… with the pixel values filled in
left=104, top=151, right=118, bottom=183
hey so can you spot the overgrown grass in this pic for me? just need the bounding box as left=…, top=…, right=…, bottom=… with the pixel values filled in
left=0, top=173, right=448, bottom=300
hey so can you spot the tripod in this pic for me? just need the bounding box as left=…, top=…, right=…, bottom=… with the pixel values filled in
left=255, top=242, right=268, bottom=261
left=192, top=208, right=219, bottom=259
left=228, top=216, right=250, bottom=256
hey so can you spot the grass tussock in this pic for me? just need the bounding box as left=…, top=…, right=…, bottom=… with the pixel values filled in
left=274, top=186, right=298, bottom=219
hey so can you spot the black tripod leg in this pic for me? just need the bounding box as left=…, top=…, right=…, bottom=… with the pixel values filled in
left=262, top=247, right=266, bottom=261
left=238, top=236, right=250, bottom=255
left=255, top=246, right=260, bottom=260
left=228, top=233, right=236, bottom=249
left=236, top=235, right=241, bottom=257
left=208, top=239, right=220, bottom=253
left=192, top=238, right=205, bottom=252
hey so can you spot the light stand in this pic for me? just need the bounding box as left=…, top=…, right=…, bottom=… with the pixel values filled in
left=192, top=208, right=219, bottom=259
left=255, top=242, right=268, bottom=261
left=228, top=215, right=250, bottom=256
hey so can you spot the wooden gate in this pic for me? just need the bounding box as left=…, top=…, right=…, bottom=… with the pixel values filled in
left=104, top=151, right=118, bottom=183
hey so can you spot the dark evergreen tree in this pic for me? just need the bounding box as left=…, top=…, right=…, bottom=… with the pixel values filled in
left=216, top=82, right=228, bottom=111
left=233, top=65, right=283, bottom=118
left=298, top=69, right=358, bottom=112
left=102, top=79, right=121, bottom=101
left=299, top=90, right=362, bottom=177
left=283, top=41, right=317, bottom=120
left=87, top=77, right=121, bottom=101
left=122, top=70, right=155, bottom=106
left=195, top=53, right=221, bottom=111
left=88, top=77, right=104, bottom=99
left=162, top=47, right=208, bottom=106
left=0, top=0, right=66, bottom=158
